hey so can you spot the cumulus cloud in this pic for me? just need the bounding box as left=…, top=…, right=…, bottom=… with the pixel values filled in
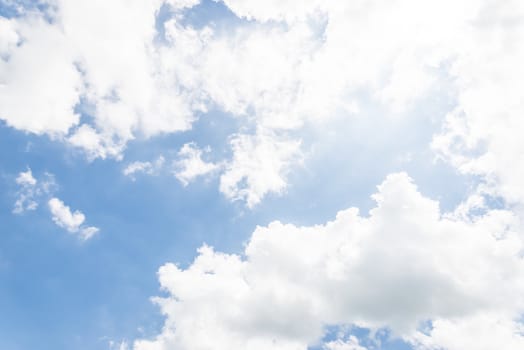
left=133, top=173, right=524, bottom=349
left=409, top=314, right=524, bottom=350
left=420, top=0, right=524, bottom=206
left=48, top=197, right=99, bottom=241
left=173, top=143, right=218, bottom=186
left=0, top=0, right=487, bottom=206
left=122, top=134, right=299, bottom=205
left=0, top=0, right=197, bottom=158
left=0, top=15, right=81, bottom=134
left=68, top=124, right=125, bottom=161
left=13, top=168, right=55, bottom=214
left=220, top=131, right=302, bottom=207
left=2, top=0, right=524, bottom=210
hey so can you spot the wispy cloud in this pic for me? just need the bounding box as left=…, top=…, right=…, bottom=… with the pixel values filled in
left=13, top=168, right=55, bottom=214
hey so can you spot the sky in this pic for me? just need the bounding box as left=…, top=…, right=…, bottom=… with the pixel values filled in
left=1, top=0, right=524, bottom=349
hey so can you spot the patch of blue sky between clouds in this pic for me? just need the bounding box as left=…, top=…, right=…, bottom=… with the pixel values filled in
left=122, top=108, right=240, bottom=170
left=177, top=0, right=245, bottom=31
left=153, top=0, right=255, bottom=49
left=0, top=0, right=50, bottom=19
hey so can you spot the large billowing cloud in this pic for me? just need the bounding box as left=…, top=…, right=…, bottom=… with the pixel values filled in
left=133, top=173, right=524, bottom=349
left=5, top=0, right=523, bottom=206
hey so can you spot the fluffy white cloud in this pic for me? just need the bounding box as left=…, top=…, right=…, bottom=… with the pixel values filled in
left=173, top=143, right=218, bottom=186
left=431, top=0, right=524, bottom=205
left=409, top=314, right=524, bottom=350
left=3, top=0, right=524, bottom=209
left=121, top=132, right=300, bottom=206
left=133, top=173, right=524, bottom=349
left=220, top=130, right=302, bottom=207
left=1, top=0, right=197, bottom=157
left=56, top=0, right=196, bottom=141
left=48, top=197, right=99, bottom=241
left=0, top=15, right=82, bottom=134
left=68, top=124, right=125, bottom=161
left=0, top=0, right=463, bottom=206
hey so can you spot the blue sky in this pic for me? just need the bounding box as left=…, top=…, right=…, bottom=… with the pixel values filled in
left=1, top=1, right=524, bottom=350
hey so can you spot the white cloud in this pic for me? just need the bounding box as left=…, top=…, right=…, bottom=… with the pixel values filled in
left=1, top=0, right=197, bottom=155
left=0, top=17, right=19, bottom=57
left=122, top=132, right=300, bottom=206
left=0, top=16, right=82, bottom=134
left=219, top=130, right=302, bottom=207
left=124, top=161, right=154, bottom=177
left=122, top=143, right=218, bottom=186
left=3, top=0, right=524, bottom=210
left=68, top=124, right=125, bottom=161
left=323, top=336, right=367, bottom=350
left=12, top=169, right=99, bottom=241
left=16, top=168, right=36, bottom=186
left=13, top=168, right=55, bottom=214
left=0, top=0, right=470, bottom=207
left=173, top=143, right=218, bottom=186
left=409, top=314, right=524, bottom=350
left=124, top=156, right=166, bottom=179
left=133, top=173, right=524, bottom=349
left=422, top=1, right=524, bottom=206
left=48, top=197, right=99, bottom=241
